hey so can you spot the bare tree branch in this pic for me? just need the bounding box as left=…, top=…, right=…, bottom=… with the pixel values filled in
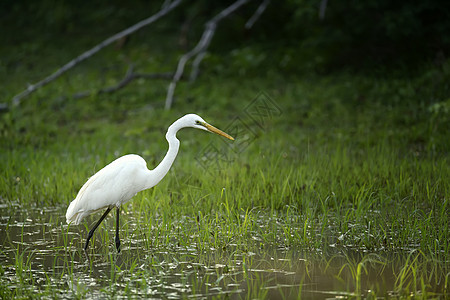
left=72, top=65, right=172, bottom=99
left=165, top=0, right=251, bottom=110
left=11, top=0, right=182, bottom=106
left=189, top=51, right=207, bottom=82
left=319, top=0, right=328, bottom=20
left=245, top=0, right=270, bottom=29
left=161, top=0, right=173, bottom=10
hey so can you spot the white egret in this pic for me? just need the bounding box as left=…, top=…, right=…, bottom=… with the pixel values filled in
left=66, top=114, right=234, bottom=252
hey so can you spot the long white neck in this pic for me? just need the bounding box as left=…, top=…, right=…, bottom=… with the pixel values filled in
left=145, top=122, right=181, bottom=189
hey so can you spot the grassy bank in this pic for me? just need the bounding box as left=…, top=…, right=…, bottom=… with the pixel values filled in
left=1, top=36, right=449, bottom=297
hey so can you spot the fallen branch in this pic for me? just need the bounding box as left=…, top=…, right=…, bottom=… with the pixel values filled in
left=319, top=0, right=328, bottom=20
left=189, top=51, right=207, bottom=82
left=11, top=0, right=182, bottom=106
left=245, top=0, right=270, bottom=29
left=72, top=65, right=172, bottom=99
left=165, top=0, right=252, bottom=110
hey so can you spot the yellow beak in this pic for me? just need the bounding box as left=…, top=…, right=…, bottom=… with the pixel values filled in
left=203, top=123, right=234, bottom=140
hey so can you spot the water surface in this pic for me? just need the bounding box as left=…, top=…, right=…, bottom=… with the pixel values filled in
left=0, top=203, right=446, bottom=299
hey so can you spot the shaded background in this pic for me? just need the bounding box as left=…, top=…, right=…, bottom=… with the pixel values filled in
left=2, top=0, right=450, bottom=77
left=0, top=2, right=449, bottom=298
left=1, top=0, right=449, bottom=154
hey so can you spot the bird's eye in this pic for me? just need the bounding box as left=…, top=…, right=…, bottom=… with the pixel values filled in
left=195, top=120, right=201, bottom=125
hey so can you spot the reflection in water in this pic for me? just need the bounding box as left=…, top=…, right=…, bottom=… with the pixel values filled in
left=0, top=204, right=446, bottom=299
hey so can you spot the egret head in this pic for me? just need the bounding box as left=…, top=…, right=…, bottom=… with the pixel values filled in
left=182, top=114, right=234, bottom=140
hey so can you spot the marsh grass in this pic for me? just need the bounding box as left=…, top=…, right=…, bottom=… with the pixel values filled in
left=0, top=204, right=448, bottom=298
left=1, top=34, right=449, bottom=298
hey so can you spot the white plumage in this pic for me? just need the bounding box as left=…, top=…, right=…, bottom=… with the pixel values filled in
left=66, top=154, right=150, bottom=225
left=65, top=114, right=234, bottom=252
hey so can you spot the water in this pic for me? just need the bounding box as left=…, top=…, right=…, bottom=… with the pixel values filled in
left=0, top=203, right=446, bottom=299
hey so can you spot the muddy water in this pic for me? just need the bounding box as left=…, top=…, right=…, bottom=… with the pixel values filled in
left=0, top=204, right=446, bottom=299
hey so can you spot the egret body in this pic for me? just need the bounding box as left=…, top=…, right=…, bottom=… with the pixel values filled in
left=66, top=114, right=234, bottom=252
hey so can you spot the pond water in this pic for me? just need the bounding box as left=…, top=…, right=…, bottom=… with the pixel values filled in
left=0, top=204, right=447, bottom=299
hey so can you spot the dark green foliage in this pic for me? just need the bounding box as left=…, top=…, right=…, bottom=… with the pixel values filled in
left=242, top=0, right=450, bottom=69
left=0, top=1, right=449, bottom=298
left=2, top=0, right=450, bottom=72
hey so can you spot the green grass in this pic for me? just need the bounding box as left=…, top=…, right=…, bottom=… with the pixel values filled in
left=1, top=30, right=449, bottom=298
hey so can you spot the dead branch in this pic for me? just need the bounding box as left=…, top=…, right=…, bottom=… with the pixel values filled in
left=165, top=0, right=252, bottom=110
left=189, top=51, right=207, bottom=82
left=190, top=0, right=267, bottom=82
left=72, top=65, right=172, bottom=99
left=319, top=0, right=328, bottom=20
left=245, top=0, right=270, bottom=29
left=11, top=0, right=182, bottom=106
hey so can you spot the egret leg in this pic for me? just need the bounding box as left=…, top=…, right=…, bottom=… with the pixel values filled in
left=115, top=206, right=121, bottom=252
left=84, top=207, right=112, bottom=251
